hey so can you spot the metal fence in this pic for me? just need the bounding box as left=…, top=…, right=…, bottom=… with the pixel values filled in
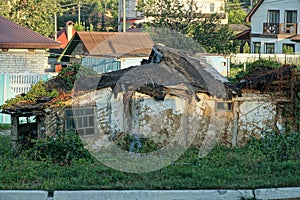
left=231, top=53, right=300, bottom=65
left=0, top=73, right=52, bottom=124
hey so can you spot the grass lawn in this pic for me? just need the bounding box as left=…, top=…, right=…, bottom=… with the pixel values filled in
left=0, top=133, right=299, bottom=192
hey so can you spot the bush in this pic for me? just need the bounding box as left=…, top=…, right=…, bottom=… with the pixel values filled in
left=115, top=134, right=160, bottom=153
left=23, top=132, right=94, bottom=165
left=0, top=135, right=13, bottom=158
left=230, top=59, right=282, bottom=83
left=1, top=80, right=59, bottom=109
left=57, top=64, right=98, bottom=91
left=248, top=131, right=300, bottom=162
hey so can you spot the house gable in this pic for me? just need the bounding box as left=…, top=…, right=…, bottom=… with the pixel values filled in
left=246, top=0, right=300, bottom=54
left=57, top=21, right=76, bottom=49
left=59, top=32, right=154, bottom=63
left=245, top=0, right=264, bottom=23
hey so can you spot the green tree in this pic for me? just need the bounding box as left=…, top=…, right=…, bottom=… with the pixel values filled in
left=59, top=0, right=118, bottom=31
left=0, top=0, right=64, bottom=37
left=226, top=0, right=248, bottom=24
left=137, top=0, right=201, bottom=34
left=190, top=14, right=240, bottom=54
left=137, top=0, right=239, bottom=54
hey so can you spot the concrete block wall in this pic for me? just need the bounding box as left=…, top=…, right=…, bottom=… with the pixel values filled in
left=0, top=49, right=49, bottom=74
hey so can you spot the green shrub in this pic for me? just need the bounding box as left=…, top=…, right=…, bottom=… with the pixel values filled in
left=1, top=80, right=59, bottom=109
left=248, top=131, right=300, bottom=162
left=115, top=134, right=160, bottom=153
left=0, top=135, right=13, bottom=158
left=230, top=59, right=282, bottom=83
left=24, top=132, right=94, bottom=165
left=57, top=64, right=98, bottom=91
left=0, top=124, right=11, bottom=130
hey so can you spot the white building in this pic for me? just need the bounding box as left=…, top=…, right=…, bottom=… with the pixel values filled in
left=246, top=0, right=300, bottom=54
left=118, top=0, right=228, bottom=32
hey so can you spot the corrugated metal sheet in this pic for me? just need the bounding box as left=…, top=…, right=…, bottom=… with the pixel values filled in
left=77, top=32, right=154, bottom=57
left=0, top=16, right=60, bottom=49
left=81, top=57, right=120, bottom=73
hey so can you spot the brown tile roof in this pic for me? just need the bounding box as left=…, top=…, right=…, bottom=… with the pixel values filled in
left=0, top=16, right=60, bottom=49
left=291, top=35, right=300, bottom=41
left=76, top=31, right=154, bottom=57
left=229, top=24, right=250, bottom=33
left=245, top=0, right=264, bottom=22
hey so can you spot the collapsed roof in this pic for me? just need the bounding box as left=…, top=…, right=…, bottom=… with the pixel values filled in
left=74, top=45, right=239, bottom=100
left=237, top=65, right=297, bottom=92
left=2, top=45, right=239, bottom=116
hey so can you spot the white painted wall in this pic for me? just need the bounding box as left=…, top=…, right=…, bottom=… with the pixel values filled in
left=118, top=57, right=149, bottom=69
left=250, top=0, right=300, bottom=53
left=251, top=37, right=300, bottom=54
left=194, top=0, right=225, bottom=14
left=251, top=0, right=300, bottom=34
left=71, top=87, right=282, bottom=150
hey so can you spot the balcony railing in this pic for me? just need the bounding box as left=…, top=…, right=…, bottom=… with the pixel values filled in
left=263, top=23, right=297, bottom=35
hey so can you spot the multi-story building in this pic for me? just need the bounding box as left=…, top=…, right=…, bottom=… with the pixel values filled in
left=118, top=0, right=228, bottom=32
left=245, top=0, right=300, bottom=54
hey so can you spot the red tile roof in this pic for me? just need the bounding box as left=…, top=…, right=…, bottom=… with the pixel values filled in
left=57, top=21, right=76, bottom=49
left=0, top=16, right=60, bottom=49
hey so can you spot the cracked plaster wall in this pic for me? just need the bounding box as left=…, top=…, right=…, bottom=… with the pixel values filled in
left=68, top=88, right=282, bottom=151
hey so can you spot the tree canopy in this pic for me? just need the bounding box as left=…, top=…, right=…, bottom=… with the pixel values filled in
left=137, top=0, right=239, bottom=54
left=226, top=0, right=248, bottom=24
left=58, top=0, right=118, bottom=32
left=0, top=0, right=63, bottom=37
left=0, top=0, right=119, bottom=37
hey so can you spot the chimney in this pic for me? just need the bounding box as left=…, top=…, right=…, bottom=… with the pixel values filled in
left=66, top=21, right=74, bottom=41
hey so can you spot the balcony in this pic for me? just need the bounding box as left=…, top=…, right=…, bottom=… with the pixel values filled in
left=263, top=23, right=297, bottom=35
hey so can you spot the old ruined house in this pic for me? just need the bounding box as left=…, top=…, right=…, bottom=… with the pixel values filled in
left=2, top=45, right=299, bottom=150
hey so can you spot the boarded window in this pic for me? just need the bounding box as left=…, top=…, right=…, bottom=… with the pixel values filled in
left=65, top=107, right=96, bottom=136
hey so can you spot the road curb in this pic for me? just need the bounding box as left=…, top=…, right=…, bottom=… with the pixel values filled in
left=0, top=188, right=299, bottom=200
left=254, top=187, right=300, bottom=200
left=0, top=190, right=48, bottom=200
left=53, top=190, right=254, bottom=200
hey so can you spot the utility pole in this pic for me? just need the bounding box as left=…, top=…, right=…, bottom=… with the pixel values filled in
left=78, top=2, right=81, bottom=24
left=54, top=14, right=57, bottom=41
left=123, top=0, right=126, bottom=32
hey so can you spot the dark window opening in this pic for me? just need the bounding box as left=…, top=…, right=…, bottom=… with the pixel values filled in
left=268, top=10, right=280, bottom=23
left=253, top=42, right=261, bottom=53
left=216, top=102, right=233, bottom=111
left=283, top=43, right=295, bottom=54
left=265, top=43, right=275, bottom=54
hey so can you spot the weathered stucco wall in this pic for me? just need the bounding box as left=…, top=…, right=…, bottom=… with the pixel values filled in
left=68, top=87, right=283, bottom=151
left=0, top=49, right=49, bottom=74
